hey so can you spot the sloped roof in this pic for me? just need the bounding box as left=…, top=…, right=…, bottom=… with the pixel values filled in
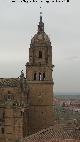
left=0, top=78, right=19, bottom=87
left=23, top=125, right=80, bottom=142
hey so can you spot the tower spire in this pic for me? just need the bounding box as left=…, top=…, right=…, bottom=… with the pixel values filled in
left=38, top=12, right=44, bottom=33
left=40, top=12, right=42, bottom=23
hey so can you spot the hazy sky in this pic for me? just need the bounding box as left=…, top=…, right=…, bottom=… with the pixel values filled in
left=0, top=0, right=80, bottom=93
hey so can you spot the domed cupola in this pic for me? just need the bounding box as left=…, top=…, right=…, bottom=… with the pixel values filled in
left=31, top=16, right=51, bottom=47
left=28, top=15, right=52, bottom=66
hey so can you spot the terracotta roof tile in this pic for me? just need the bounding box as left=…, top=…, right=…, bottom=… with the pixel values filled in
left=23, top=126, right=80, bottom=142
left=0, top=78, right=19, bottom=87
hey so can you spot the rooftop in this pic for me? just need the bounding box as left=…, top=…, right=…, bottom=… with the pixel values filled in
left=0, top=78, right=19, bottom=88
left=23, top=125, right=80, bottom=142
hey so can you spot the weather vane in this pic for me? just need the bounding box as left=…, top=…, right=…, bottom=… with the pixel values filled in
left=40, top=11, right=42, bottom=16
left=40, top=7, right=43, bottom=16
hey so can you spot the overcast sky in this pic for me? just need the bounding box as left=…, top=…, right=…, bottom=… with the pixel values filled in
left=0, top=0, right=80, bottom=93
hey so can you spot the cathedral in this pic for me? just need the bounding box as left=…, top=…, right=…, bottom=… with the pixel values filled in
left=0, top=15, right=54, bottom=142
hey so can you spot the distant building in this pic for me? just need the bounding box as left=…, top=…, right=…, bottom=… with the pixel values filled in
left=0, top=15, right=54, bottom=142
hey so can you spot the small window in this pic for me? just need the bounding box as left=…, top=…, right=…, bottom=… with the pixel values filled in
left=43, top=73, right=45, bottom=80
left=1, top=128, right=4, bottom=134
left=21, top=111, right=23, bottom=116
left=39, top=51, right=42, bottom=58
left=3, top=112, right=5, bottom=119
left=8, top=91, right=10, bottom=94
left=7, top=95, right=11, bottom=100
left=7, top=91, right=13, bottom=101
left=34, top=73, right=37, bottom=80
left=39, top=73, right=42, bottom=81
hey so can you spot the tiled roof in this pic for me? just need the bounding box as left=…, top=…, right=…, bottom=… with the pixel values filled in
left=23, top=125, right=80, bottom=142
left=0, top=78, right=19, bottom=87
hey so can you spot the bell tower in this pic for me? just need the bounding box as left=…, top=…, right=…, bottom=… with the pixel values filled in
left=26, top=15, right=54, bottom=135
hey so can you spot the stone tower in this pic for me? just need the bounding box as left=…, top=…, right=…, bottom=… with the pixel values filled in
left=26, top=15, right=54, bottom=135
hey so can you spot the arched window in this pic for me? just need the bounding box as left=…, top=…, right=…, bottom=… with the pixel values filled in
left=43, top=72, right=45, bottom=80
left=39, top=51, right=42, bottom=58
left=39, top=73, right=42, bottom=81
left=34, top=73, right=37, bottom=80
